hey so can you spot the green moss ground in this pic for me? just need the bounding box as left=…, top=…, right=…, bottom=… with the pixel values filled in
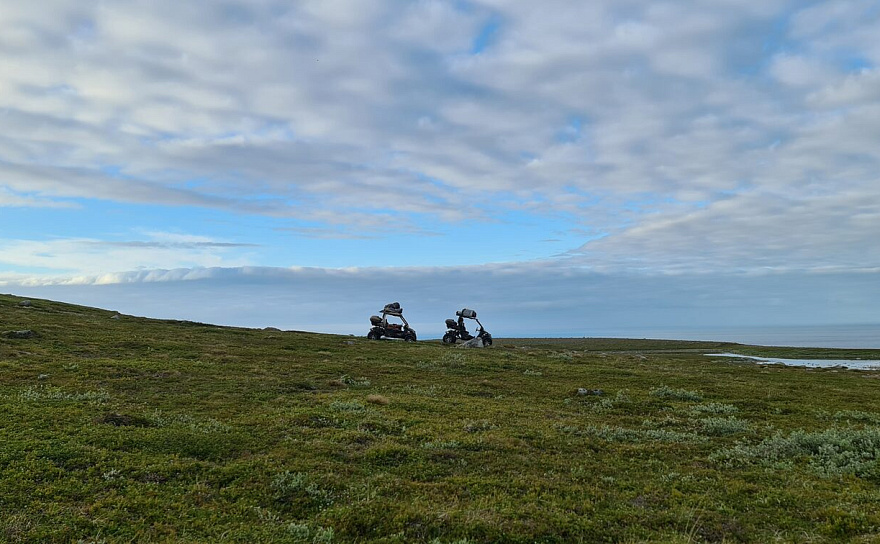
left=2, top=294, right=879, bottom=543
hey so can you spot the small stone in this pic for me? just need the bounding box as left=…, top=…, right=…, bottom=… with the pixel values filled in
left=110, top=314, right=121, bottom=320
left=18, top=300, right=32, bottom=307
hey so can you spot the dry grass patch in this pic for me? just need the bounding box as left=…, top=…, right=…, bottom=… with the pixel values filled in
left=366, top=394, right=389, bottom=405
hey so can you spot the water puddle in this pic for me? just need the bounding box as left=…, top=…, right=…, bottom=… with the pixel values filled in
left=706, top=353, right=880, bottom=370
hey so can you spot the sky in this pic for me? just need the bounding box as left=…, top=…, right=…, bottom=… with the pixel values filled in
left=1, top=0, right=879, bottom=340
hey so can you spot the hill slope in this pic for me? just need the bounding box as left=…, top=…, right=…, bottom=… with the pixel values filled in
left=2, top=294, right=880, bottom=543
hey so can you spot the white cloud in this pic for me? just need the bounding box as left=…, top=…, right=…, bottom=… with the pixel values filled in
left=0, top=233, right=255, bottom=276
left=769, top=54, right=836, bottom=88
left=0, top=187, right=77, bottom=208
left=572, top=189, right=880, bottom=273
left=0, top=0, right=878, bottom=277
left=808, top=68, right=880, bottom=108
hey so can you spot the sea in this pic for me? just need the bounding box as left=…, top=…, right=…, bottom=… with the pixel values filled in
left=707, top=353, right=880, bottom=370
left=589, top=324, right=880, bottom=349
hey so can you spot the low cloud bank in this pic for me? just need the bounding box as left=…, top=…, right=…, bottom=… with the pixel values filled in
left=5, top=265, right=877, bottom=338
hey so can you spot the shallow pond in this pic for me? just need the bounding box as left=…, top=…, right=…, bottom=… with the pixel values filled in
left=706, top=353, right=880, bottom=370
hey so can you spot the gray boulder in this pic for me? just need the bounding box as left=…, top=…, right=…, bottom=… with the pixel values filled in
left=459, top=337, right=485, bottom=349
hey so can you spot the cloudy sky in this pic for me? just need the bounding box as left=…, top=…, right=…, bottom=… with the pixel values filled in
left=1, top=0, right=878, bottom=340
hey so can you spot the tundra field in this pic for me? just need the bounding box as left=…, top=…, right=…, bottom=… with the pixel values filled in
left=2, top=294, right=880, bottom=543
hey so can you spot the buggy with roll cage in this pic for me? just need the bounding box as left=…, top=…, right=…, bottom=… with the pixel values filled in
left=367, top=302, right=417, bottom=342
left=442, top=308, right=492, bottom=346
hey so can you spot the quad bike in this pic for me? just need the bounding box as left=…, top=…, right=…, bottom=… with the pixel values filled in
left=367, top=302, right=417, bottom=342
left=442, top=308, right=492, bottom=346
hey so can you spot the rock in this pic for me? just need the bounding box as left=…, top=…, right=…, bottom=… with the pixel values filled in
left=577, top=388, right=604, bottom=396
left=18, top=300, right=32, bottom=307
left=459, top=337, right=485, bottom=349
left=110, top=314, right=121, bottom=320
left=3, top=330, right=37, bottom=339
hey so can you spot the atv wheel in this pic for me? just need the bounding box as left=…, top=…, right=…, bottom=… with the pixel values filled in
left=404, top=333, right=417, bottom=342
left=482, top=335, right=493, bottom=346
left=367, top=330, right=380, bottom=340
left=442, top=332, right=456, bottom=344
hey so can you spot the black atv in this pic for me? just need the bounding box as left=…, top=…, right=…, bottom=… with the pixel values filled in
left=367, top=302, right=417, bottom=342
left=442, top=308, right=492, bottom=346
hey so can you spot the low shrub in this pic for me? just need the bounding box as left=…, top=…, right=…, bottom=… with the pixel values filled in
left=699, top=416, right=750, bottom=436
left=330, top=400, right=366, bottom=412
left=583, top=425, right=707, bottom=444
left=833, top=411, right=880, bottom=425
left=711, top=427, right=880, bottom=477
left=422, top=440, right=461, bottom=450
left=272, top=471, right=334, bottom=508
left=340, top=375, right=371, bottom=387
left=463, top=420, right=496, bottom=433
left=690, top=403, right=738, bottom=415
left=650, top=385, right=703, bottom=402
left=15, top=386, right=109, bottom=404
left=149, top=411, right=230, bottom=433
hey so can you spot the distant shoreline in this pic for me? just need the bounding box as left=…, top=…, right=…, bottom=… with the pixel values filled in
left=565, top=324, right=880, bottom=349
left=423, top=325, right=880, bottom=349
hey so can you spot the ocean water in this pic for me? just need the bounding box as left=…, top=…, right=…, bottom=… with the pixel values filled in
left=593, top=324, right=880, bottom=349
left=707, top=353, right=880, bottom=370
